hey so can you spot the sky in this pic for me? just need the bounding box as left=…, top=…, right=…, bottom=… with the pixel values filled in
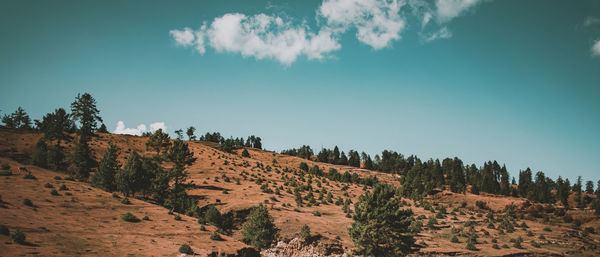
left=1, top=0, right=600, bottom=183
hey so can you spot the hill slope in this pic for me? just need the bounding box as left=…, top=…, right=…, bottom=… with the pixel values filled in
left=1, top=127, right=599, bottom=256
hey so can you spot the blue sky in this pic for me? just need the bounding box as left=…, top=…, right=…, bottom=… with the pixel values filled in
left=1, top=0, right=599, bottom=183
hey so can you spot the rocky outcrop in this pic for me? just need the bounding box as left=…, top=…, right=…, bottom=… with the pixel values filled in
left=261, top=238, right=346, bottom=257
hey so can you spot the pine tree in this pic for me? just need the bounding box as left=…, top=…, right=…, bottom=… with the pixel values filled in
left=2, top=107, right=32, bottom=129
left=146, top=129, right=171, bottom=153
left=117, top=151, right=144, bottom=197
left=69, top=133, right=95, bottom=180
left=348, top=184, right=415, bottom=256
left=36, top=108, right=73, bottom=141
left=585, top=181, right=594, bottom=194
left=70, top=93, right=102, bottom=134
left=32, top=139, right=48, bottom=168
left=166, top=139, right=196, bottom=212
left=47, top=142, right=67, bottom=171
left=242, top=203, right=279, bottom=249
left=91, top=142, right=120, bottom=191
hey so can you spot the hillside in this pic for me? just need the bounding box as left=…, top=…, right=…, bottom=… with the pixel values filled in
left=1, top=127, right=599, bottom=256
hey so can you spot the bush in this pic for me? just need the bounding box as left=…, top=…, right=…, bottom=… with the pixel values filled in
left=23, top=198, right=33, bottom=206
left=1, top=163, right=10, bottom=170
left=174, top=215, right=182, bottom=221
left=299, top=162, right=309, bottom=172
left=450, top=236, right=459, bottom=243
left=210, top=231, right=223, bottom=241
left=475, top=201, right=488, bottom=210
left=531, top=241, right=541, bottom=248
left=44, top=183, right=54, bottom=188
left=543, top=227, right=552, bottom=232
left=121, top=212, right=141, bottom=222
left=466, top=240, right=477, bottom=250
left=241, top=149, right=250, bottom=158
left=492, top=243, right=500, bottom=249
left=179, top=244, right=193, bottom=254
left=299, top=224, right=311, bottom=239
left=563, top=214, right=573, bottom=223
left=204, top=206, right=222, bottom=227
left=0, top=224, right=9, bottom=235
left=313, top=211, right=321, bottom=216
left=23, top=173, right=36, bottom=179
left=142, top=216, right=150, bottom=221
left=121, top=197, right=131, bottom=205
left=10, top=229, right=26, bottom=244
left=59, top=184, right=68, bottom=190
left=50, top=189, right=60, bottom=196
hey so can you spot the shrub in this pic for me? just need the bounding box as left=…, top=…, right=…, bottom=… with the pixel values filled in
left=200, top=225, right=206, bottom=231
left=23, top=198, right=33, bottom=206
left=466, top=240, right=477, bottom=250
left=299, top=224, right=311, bottom=239
left=313, top=211, right=321, bottom=216
left=179, top=244, right=193, bottom=254
left=475, top=201, right=488, bottom=210
left=44, top=183, right=54, bottom=188
left=299, top=162, right=309, bottom=172
left=23, top=173, right=36, bottom=179
left=241, top=149, right=250, bottom=158
left=50, top=189, right=60, bottom=196
left=492, top=243, right=500, bottom=249
left=54, top=176, right=62, bottom=180
left=210, top=231, right=223, bottom=241
left=0, top=224, right=9, bottom=235
left=174, top=215, right=182, bottom=221
left=1, top=163, right=10, bottom=170
left=59, top=184, right=68, bottom=190
left=121, top=197, right=131, bottom=205
left=543, top=227, right=552, bottom=232
left=563, top=214, right=573, bottom=223
left=451, top=236, right=459, bottom=243
left=142, top=216, right=149, bottom=221
left=204, top=206, right=222, bottom=227
left=121, top=212, right=140, bottom=222
left=10, top=229, right=26, bottom=244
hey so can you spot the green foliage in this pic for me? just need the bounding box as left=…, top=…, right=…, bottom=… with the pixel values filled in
left=210, top=231, right=223, bottom=241
left=186, top=126, right=196, bottom=140
left=348, top=183, right=415, bottom=256
left=69, top=133, right=95, bottom=180
left=23, top=198, right=33, bottom=206
left=298, top=162, right=309, bottom=172
left=145, top=129, right=171, bottom=153
left=2, top=107, right=32, bottom=129
left=91, top=142, right=120, bottom=191
left=32, top=139, right=49, bottom=168
left=241, top=149, right=250, bottom=158
left=70, top=92, right=102, bottom=135
left=242, top=203, right=278, bottom=249
left=121, top=212, right=140, bottom=222
left=205, top=206, right=222, bottom=227
left=179, top=244, right=193, bottom=254
left=36, top=108, right=74, bottom=141
left=117, top=151, right=144, bottom=197
left=0, top=224, right=9, bottom=235
left=10, top=229, right=26, bottom=244
left=299, top=224, right=311, bottom=240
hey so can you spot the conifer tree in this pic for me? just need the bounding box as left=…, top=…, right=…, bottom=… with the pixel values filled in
left=70, top=93, right=102, bottom=137
left=91, top=142, right=120, bottom=191
left=242, top=203, right=279, bottom=249
left=348, top=184, right=414, bottom=256
left=32, top=139, right=48, bottom=168
left=69, top=133, right=95, bottom=180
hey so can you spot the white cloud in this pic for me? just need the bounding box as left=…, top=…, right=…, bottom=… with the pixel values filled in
left=170, top=0, right=492, bottom=64
left=170, top=13, right=341, bottom=66
left=435, top=0, right=486, bottom=23
left=113, top=121, right=167, bottom=136
left=592, top=40, right=600, bottom=57
left=422, top=26, right=453, bottom=42
left=170, top=28, right=195, bottom=47
left=149, top=122, right=167, bottom=132
left=318, top=0, right=405, bottom=49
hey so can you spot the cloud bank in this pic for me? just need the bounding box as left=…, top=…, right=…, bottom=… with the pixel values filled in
left=171, top=0, right=492, bottom=65
left=113, top=121, right=167, bottom=136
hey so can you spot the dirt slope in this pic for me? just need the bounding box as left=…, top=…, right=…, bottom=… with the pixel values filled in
left=1, top=127, right=599, bottom=256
